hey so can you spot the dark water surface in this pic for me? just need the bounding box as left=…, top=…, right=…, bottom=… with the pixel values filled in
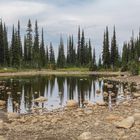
left=0, top=75, right=132, bottom=114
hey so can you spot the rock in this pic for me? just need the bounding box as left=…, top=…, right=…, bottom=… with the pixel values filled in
left=86, top=101, right=94, bottom=108
left=84, top=109, right=93, bottom=115
left=104, top=83, right=108, bottom=86
left=96, top=101, right=107, bottom=106
left=103, top=92, right=108, bottom=98
left=0, top=120, right=4, bottom=129
left=122, top=101, right=131, bottom=107
left=105, top=114, right=123, bottom=122
left=115, top=116, right=135, bottom=129
left=96, top=90, right=101, bottom=94
left=0, top=111, right=7, bottom=121
left=66, top=100, right=78, bottom=108
left=0, top=100, right=6, bottom=106
left=133, top=93, right=140, bottom=98
left=83, top=100, right=89, bottom=105
left=110, top=92, right=116, bottom=97
left=33, top=96, right=48, bottom=103
left=133, top=113, right=140, bottom=121
left=107, top=84, right=113, bottom=88
left=0, top=135, right=6, bottom=140
left=78, top=132, right=92, bottom=140
left=7, top=112, right=20, bottom=120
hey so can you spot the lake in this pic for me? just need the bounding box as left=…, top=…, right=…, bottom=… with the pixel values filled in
left=0, top=75, right=132, bottom=114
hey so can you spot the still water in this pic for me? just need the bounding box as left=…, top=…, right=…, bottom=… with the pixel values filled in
left=0, top=75, right=131, bottom=114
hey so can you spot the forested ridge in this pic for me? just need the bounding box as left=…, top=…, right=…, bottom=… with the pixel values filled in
left=0, top=19, right=140, bottom=74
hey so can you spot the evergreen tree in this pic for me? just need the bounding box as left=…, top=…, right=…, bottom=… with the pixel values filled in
left=88, top=39, right=92, bottom=64
left=98, top=55, right=102, bottom=68
left=26, top=19, right=33, bottom=66
left=110, top=26, right=119, bottom=68
left=77, top=26, right=81, bottom=65
left=3, top=23, right=9, bottom=66
left=80, top=29, right=86, bottom=65
left=102, top=27, right=110, bottom=68
left=57, top=36, right=65, bottom=68
left=0, top=20, right=4, bottom=66
left=24, top=36, right=27, bottom=64
left=17, top=20, right=22, bottom=67
left=49, top=42, right=55, bottom=64
left=46, top=46, right=49, bottom=66
left=12, top=31, right=20, bottom=68
left=40, top=28, right=46, bottom=67
left=33, top=20, right=40, bottom=68
left=67, top=35, right=76, bottom=66
left=89, top=48, right=96, bottom=71
left=122, top=43, right=129, bottom=66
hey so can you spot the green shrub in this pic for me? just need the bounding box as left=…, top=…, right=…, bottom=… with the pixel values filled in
left=128, top=61, right=139, bottom=75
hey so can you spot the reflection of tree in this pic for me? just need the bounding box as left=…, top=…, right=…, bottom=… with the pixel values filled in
left=49, top=75, right=55, bottom=96
left=77, top=77, right=93, bottom=107
left=67, top=77, right=77, bottom=100
left=57, top=76, right=65, bottom=105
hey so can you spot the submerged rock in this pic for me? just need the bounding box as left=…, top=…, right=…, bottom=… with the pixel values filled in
left=96, top=90, right=101, bottom=94
left=0, top=100, right=6, bottom=106
left=103, top=92, right=108, bottom=98
left=115, top=116, right=134, bottom=129
left=33, top=96, right=48, bottom=103
left=78, top=132, right=92, bottom=140
left=133, top=93, right=140, bottom=98
left=66, top=100, right=78, bottom=108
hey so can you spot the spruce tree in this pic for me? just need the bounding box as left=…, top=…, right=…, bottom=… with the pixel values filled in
left=122, top=43, right=128, bottom=66
left=0, top=20, right=4, bottom=66
left=33, top=20, right=40, bottom=68
left=26, top=19, right=33, bottom=67
left=46, top=46, right=49, bottom=67
left=57, top=36, right=65, bottom=68
left=12, top=31, right=20, bottom=68
left=17, top=20, right=22, bottom=67
left=110, top=26, right=119, bottom=68
left=49, top=42, right=55, bottom=64
left=88, top=39, right=92, bottom=64
left=40, top=28, right=46, bottom=67
left=3, top=23, right=9, bottom=66
left=77, top=26, right=81, bottom=65
left=102, top=27, right=110, bottom=68
left=80, top=29, right=85, bottom=66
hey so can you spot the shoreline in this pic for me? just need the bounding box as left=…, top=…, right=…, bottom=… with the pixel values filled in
left=0, top=70, right=129, bottom=77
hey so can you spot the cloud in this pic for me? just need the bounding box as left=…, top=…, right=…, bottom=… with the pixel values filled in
left=0, top=0, right=140, bottom=58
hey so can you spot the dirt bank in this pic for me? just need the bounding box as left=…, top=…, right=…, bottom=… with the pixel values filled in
left=0, top=70, right=128, bottom=77
left=0, top=97, right=140, bottom=140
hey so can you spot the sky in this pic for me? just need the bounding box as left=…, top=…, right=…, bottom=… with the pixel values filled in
left=0, top=0, right=140, bottom=58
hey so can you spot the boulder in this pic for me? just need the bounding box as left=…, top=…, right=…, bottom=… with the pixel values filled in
left=133, top=93, right=140, bottom=98
left=96, top=90, right=101, bottom=94
left=66, top=100, right=78, bottom=108
left=133, top=113, right=140, bottom=121
left=115, top=116, right=134, bottom=129
left=103, top=92, right=108, bottom=98
left=105, top=114, right=123, bottom=122
left=78, top=132, right=92, bottom=140
left=7, top=112, right=20, bottom=120
left=33, top=96, right=48, bottom=103
left=107, top=84, right=113, bottom=88
left=96, top=101, right=107, bottom=106
left=0, top=100, right=6, bottom=106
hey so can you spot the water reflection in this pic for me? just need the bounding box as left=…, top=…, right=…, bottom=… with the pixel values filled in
left=0, top=76, right=132, bottom=114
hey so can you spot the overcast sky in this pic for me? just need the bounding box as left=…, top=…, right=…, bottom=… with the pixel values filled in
left=0, top=0, right=140, bottom=57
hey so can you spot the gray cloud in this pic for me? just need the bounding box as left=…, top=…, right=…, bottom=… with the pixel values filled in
left=0, top=0, right=140, bottom=58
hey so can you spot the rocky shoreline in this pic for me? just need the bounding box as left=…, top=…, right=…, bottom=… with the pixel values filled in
left=0, top=75, right=140, bottom=140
